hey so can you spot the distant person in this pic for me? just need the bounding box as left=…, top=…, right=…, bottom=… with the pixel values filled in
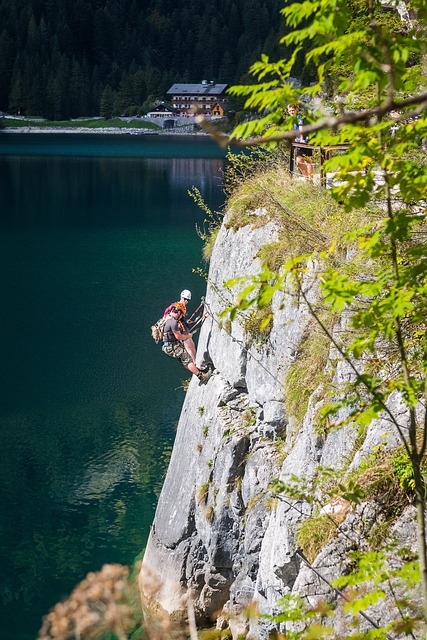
left=287, top=103, right=314, bottom=180
left=164, top=289, right=197, bottom=363
left=162, top=303, right=213, bottom=383
left=389, top=109, right=401, bottom=137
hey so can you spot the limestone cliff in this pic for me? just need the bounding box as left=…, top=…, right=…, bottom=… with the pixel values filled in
left=141, top=209, right=418, bottom=637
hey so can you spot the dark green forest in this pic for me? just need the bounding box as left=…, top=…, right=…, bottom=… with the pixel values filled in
left=0, top=0, right=290, bottom=119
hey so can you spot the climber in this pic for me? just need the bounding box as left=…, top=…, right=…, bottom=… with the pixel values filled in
left=163, top=289, right=197, bottom=363
left=163, top=289, right=192, bottom=316
left=162, top=303, right=213, bottom=384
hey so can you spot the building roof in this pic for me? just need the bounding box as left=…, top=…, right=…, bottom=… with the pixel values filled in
left=148, top=103, right=177, bottom=113
left=212, top=100, right=227, bottom=109
left=167, top=82, right=228, bottom=96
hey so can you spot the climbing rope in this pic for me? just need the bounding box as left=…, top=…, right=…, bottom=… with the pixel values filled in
left=266, top=494, right=395, bottom=638
left=189, top=311, right=208, bottom=336
left=187, top=297, right=205, bottom=324
left=202, top=297, right=289, bottom=389
left=179, top=296, right=207, bottom=337
left=295, top=550, right=393, bottom=638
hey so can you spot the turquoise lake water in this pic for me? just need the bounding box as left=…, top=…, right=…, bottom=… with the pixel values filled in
left=0, top=133, right=227, bottom=639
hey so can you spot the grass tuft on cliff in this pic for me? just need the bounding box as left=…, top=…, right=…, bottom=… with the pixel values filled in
left=223, top=149, right=371, bottom=272
left=284, top=314, right=336, bottom=430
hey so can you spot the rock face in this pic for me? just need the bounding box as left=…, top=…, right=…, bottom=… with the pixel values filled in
left=141, top=212, right=417, bottom=635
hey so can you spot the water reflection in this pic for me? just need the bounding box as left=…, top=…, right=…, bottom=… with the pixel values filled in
left=0, top=132, right=228, bottom=158
left=0, top=155, right=224, bottom=229
left=0, top=135, right=224, bottom=639
left=0, top=399, right=176, bottom=639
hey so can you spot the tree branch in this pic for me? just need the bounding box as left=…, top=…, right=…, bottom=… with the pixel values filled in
left=195, top=91, right=427, bottom=148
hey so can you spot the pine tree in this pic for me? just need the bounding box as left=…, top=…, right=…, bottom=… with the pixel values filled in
left=0, top=29, right=14, bottom=110
left=0, top=0, right=286, bottom=117
left=99, top=84, right=114, bottom=119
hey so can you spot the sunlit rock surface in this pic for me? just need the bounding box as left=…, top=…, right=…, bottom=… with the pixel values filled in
left=141, top=212, right=416, bottom=636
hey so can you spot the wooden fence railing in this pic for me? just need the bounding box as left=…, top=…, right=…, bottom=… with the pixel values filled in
left=289, top=143, right=349, bottom=186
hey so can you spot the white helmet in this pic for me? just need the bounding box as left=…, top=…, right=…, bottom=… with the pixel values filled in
left=181, top=289, right=192, bottom=300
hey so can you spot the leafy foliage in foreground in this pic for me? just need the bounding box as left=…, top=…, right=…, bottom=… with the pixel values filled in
left=220, top=0, right=427, bottom=634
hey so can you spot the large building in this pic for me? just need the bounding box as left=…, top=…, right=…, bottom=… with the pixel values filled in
left=166, top=81, right=228, bottom=115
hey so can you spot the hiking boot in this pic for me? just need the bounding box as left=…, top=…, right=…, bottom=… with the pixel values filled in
left=198, top=367, right=214, bottom=384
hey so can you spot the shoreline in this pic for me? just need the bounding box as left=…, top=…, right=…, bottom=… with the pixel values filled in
left=1, top=126, right=206, bottom=136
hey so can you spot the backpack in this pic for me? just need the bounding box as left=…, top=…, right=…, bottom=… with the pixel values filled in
left=151, top=315, right=168, bottom=343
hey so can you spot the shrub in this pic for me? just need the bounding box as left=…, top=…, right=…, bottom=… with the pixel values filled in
left=197, top=482, right=210, bottom=506
left=285, top=315, right=335, bottom=428
left=297, top=514, right=337, bottom=562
